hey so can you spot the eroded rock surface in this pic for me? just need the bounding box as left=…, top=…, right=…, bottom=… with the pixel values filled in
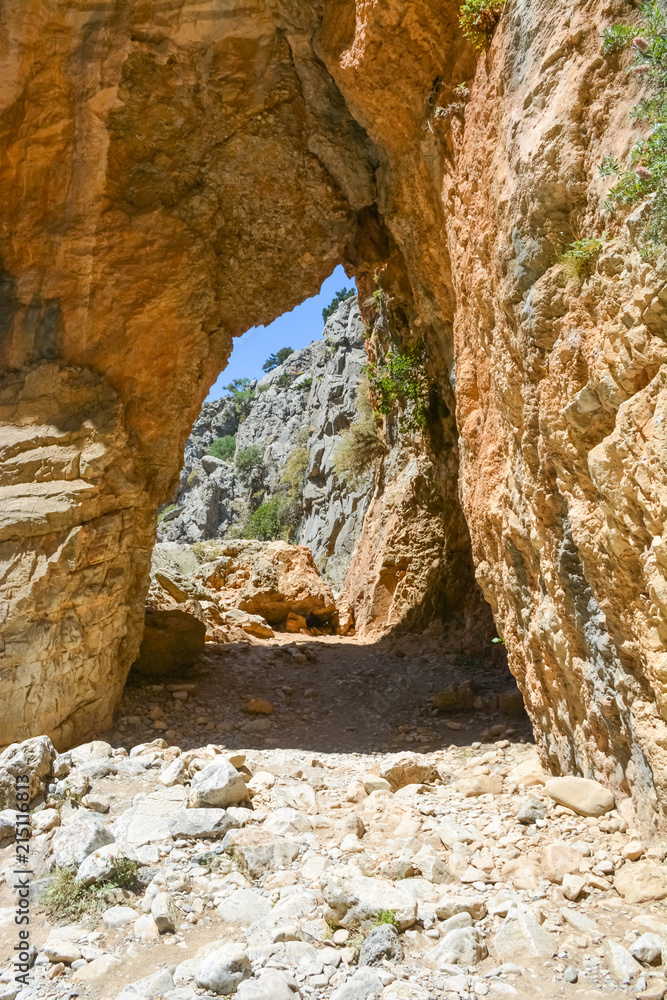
left=2, top=0, right=667, bottom=830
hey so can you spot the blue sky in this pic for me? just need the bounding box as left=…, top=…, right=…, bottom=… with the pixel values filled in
left=207, top=265, right=355, bottom=400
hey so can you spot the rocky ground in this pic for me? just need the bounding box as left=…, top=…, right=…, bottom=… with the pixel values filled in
left=1, top=637, right=667, bottom=1000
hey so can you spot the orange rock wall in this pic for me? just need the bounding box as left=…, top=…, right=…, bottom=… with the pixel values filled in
left=2, top=0, right=667, bottom=830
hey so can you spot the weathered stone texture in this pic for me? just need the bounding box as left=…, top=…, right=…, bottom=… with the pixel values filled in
left=3, top=0, right=667, bottom=831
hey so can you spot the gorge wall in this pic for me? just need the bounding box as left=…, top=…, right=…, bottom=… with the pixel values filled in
left=158, top=297, right=375, bottom=592
left=2, top=0, right=667, bottom=830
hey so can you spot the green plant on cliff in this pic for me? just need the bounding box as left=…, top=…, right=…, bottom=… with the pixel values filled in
left=222, top=378, right=256, bottom=421
left=243, top=447, right=308, bottom=541
left=364, top=345, right=431, bottom=432
left=235, top=445, right=264, bottom=479
left=322, top=287, right=355, bottom=323
left=460, top=0, right=506, bottom=50
left=601, top=2, right=667, bottom=251
left=556, top=237, right=604, bottom=280
left=262, top=346, right=293, bottom=372
left=334, top=379, right=387, bottom=485
left=207, top=434, right=236, bottom=462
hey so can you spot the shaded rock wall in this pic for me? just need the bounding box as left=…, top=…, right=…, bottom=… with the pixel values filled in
left=2, top=0, right=666, bottom=830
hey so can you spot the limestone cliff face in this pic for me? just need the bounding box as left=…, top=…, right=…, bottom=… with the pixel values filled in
left=158, top=297, right=375, bottom=591
left=2, top=0, right=667, bottom=829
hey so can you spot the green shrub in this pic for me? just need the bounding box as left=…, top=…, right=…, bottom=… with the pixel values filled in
left=235, top=445, right=264, bottom=478
left=334, top=379, right=386, bottom=485
left=601, top=2, right=667, bottom=251
left=374, top=909, right=398, bottom=928
left=556, top=237, right=603, bottom=279
left=322, top=287, right=355, bottom=323
left=364, top=345, right=431, bottom=432
left=460, top=0, right=506, bottom=50
left=275, top=372, right=295, bottom=388
left=241, top=448, right=308, bottom=541
left=299, top=377, right=313, bottom=391
left=42, top=858, right=139, bottom=923
left=207, top=435, right=236, bottom=462
left=244, top=497, right=286, bottom=541
left=262, top=347, right=294, bottom=372
left=222, top=378, right=256, bottom=420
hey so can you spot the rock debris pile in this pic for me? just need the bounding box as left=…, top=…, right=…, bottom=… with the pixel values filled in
left=1, top=731, right=667, bottom=1000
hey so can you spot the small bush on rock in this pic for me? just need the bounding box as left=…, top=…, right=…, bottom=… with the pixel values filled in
left=460, top=0, right=506, bottom=50
left=556, top=237, right=603, bottom=280
left=262, top=347, right=293, bottom=372
left=244, top=497, right=286, bottom=541
left=207, top=435, right=236, bottom=462
left=222, top=378, right=256, bottom=421
left=334, top=379, right=387, bottom=485
left=235, top=445, right=264, bottom=478
left=364, top=346, right=431, bottom=432
left=601, top=2, right=667, bottom=251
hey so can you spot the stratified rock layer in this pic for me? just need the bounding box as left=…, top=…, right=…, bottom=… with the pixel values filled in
left=2, top=0, right=667, bottom=830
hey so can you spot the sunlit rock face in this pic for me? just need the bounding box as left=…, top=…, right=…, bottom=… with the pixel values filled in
left=2, top=0, right=667, bottom=832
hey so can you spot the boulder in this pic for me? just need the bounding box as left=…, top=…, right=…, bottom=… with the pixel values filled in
left=0, top=735, right=57, bottom=808
left=545, top=776, right=614, bottom=817
left=189, top=759, right=249, bottom=809
left=321, top=872, right=418, bottom=930
left=425, top=927, right=487, bottom=968
left=216, top=888, right=272, bottom=927
left=151, top=891, right=178, bottom=933
left=379, top=753, right=434, bottom=791
left=274, top=784, right=318, bottom=815
left=264, top=808, right=313, bottom=837
left=116, top=968, right=175, bottom=998
left=223, top=608, right=274, bottom=638
left=541, top=841, right=584, bottom=884
left=516, top=796, right=547, bottom=824
left=605, top=940, right=642, bottom=983
left=358, top=924, right=404, bottom=966
left=195, top=944, right=252, bottom=995
left=285, top=612, right=307, bottom=632
left=222, top=828, right=300, bottom=877
left=614, top=862, right=667, bottom=904
left=236, top=969, right=300, bottom=1000
left=132, top=607, right=205, bottom=677
left=51, top=813, right=114, bottom=868
left=111, top=785, right=188, bottom=850
left=102, top=905, right=137, bottom=929
left=492, top=908, right=556, bottom=961
left=0, top=810, right=15, bottom=841
left=168, top=808, right=241, bottom=839
left=200, top=540, right=337, bottom=626
left=76, top=843, right=134, bottom=887
left=330, top=967, right=384, bottom=1000
left=435, top=896, right=487, bottom=921
left=630, top=933, right=664, bottom=965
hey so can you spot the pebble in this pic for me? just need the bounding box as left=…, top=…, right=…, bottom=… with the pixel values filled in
left=6, top=731, right=667, bottom=1000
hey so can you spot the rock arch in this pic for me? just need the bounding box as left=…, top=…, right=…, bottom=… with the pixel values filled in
left=3, top=1, right=667, bottom=831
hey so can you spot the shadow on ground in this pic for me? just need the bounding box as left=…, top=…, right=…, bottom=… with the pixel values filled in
left=101, top=627, right=533, bottom=755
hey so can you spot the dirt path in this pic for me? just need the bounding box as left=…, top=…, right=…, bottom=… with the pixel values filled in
left=102, top=631, right=531, bottom=756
